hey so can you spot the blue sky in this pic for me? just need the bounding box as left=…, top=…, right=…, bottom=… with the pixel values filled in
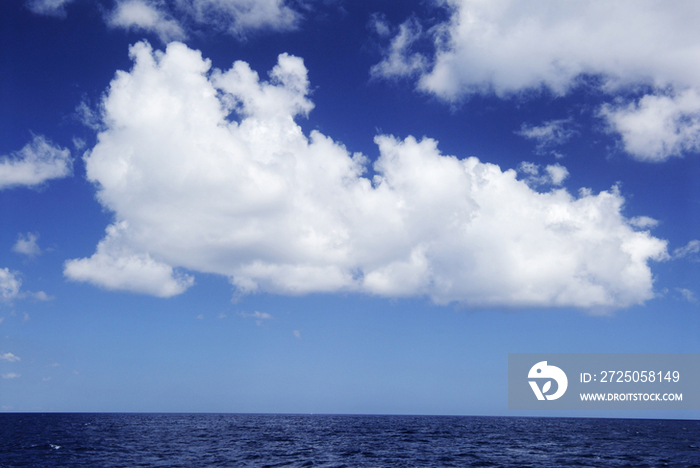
left=1, top=0, right=699, bottom=417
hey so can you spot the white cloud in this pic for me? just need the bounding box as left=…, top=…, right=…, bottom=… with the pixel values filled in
left=293, top=329, right=301, bottom=339
left=64, top=222, right=194, bottom=297
left=629, top=216, right=659, bottom=229
left=0, top=353, right=20, bottom=362
left=545, top=164, right=569, bottom=186
left=374, top=0, right=700, bottom=160
left=369, top=18, right=427, bottom=80
left=107, top=0, right=301, bottom=42
left=181, top=0, right=301, bottom=37
left=0, top=269, right=21, bottom=301
left=76, top=101, right=102, bottom=131
left=601, top=89, right=700, bottom=161
left=2, top=373, right=20, bottom=379
left=0, top=135, right=72, bottom=189
left=240, top=311, right=272, bottom=325
left=26, top=0, right=74, bottom=17
left=369, top=13, right=392, bottom=38
left=109, top=0, right=187, bottom=43
left=673, top=240, right=700, bottom=259
left=218, top=312, right=227, bottom=319
left=677, top=288, right=697, bottom=303
left=241, top=311, right=272, bottom=320
left=384, top=0, right=700, bottom=98
left=66, top=41, right=669, bottom=310
left=518, top=162, right=569, bottom=187
left=72, top=137, right=87, bottom=151
left=37, top=0, right=302, bottom=41
left=32, top=291, right=53, bottom=301
left=517, top=119, right=577, bottom=154
left=13, top=232, right=41, bottom=257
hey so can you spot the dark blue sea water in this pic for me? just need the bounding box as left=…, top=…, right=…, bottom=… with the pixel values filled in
left=1, top=414, right=699, bottom=467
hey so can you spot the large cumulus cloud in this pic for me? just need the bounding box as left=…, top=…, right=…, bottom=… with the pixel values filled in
left=65, top=41, right=668, bottom=309
left=373, top=0, right=700, bottom=161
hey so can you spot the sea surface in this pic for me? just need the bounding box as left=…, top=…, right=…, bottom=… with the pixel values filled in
left=1, top=414, right=699, bottom=467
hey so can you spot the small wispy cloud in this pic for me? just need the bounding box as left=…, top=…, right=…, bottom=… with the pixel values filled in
left=2, top=373, right=21, bottom=379
left=72, top=137, right=86, bottom=151
left=0, top=135, right=72, bottom=189
left=75, top=101, right=102, bottom=131
left=518, top=162, right=569, bottom=187
left=31, top=291, right=53, bottom=301
left=516, top=119, right=577, bottom=155
left=26, top=0, right=75, bottom=17
left=13, top=232, right=41, bottom=257
left=196, top=314, right=204, bottom=320
left=673, top=240, right=700, bottom=259
left=108, top=0, right=187, bottom=44
left=369, top=12, right=391, bottom=37
left=0, top=268, right=21, bottom=302
left=240, top=311, right=272, bottom=320
left=0, top=266, right=52, bottom=302
left=545, top=164, right=569, bottom=185
left=14, top=290, right=53, bottom=302
left=240, top=311, right=272, bottom=326
left=293, top=329, right=301, bottom=339
left=677, top=288, right=697, bottom=303
left=370, top=17, right=427, bottom=80
left=0, top=352, right=20, bottom=362
left=218, top=312, right=227, bottom=319
left=629, top=216, right=659, bottom=229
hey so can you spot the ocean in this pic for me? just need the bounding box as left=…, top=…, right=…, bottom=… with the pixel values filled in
left=1, top=414, right=698, bottom=467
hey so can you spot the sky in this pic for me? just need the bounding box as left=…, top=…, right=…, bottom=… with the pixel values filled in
left=1, top=0, right=699, bottom=417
